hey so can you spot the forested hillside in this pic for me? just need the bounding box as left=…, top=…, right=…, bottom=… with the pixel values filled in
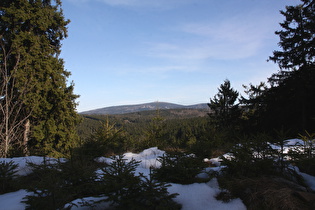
left=80, top=102, right=208, bottom=115
left=77, top=108, right=213, bottom=156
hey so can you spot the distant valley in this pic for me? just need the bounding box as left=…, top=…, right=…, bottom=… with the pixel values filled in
left=80, top=102, right=209, bottom=115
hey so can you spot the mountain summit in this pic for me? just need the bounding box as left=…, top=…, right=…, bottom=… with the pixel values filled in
left=80, top=102, right=208, bottom=115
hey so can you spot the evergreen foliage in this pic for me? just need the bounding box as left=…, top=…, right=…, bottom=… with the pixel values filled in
left=208, top=79, right=240, bottom=130
left=0, top=0, right=80, bottom=157
left=298, top=131, right=315, bottom=159
left=77, top=113, right=215, bottom=157
left=0, top=160, right=18, bottom=194
left=289, top=131, right=315, bottom=176
left=265, top=67, right=315, bottom=135
left=217, top=135, right=313, bottom=210
left=134, top=173, right=181, bottom=210
left=240, top=82, right=268, bottom=133
left=79, top=118, right=127, bottom=158
left=153, top=152, right=207, bottom=184
left=23, top=159, right=71, bottom=210
left=218, top=133, right=310, bottom=183
left=219, top=136, right=278, bottom=179
left=23, top=157, right=100, bottom=210
left=141, top=109, right=168, bottom=150
left=98, top=155, right=181, bottom=210
left=268, top=0, right=315, bottom=70
left=240, top=0, right=315, bottom=136
left=268, top=0, right=315, bottom=131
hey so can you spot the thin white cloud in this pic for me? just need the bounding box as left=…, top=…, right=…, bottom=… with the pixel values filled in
left=96, top=0, right=197, bottom=9
left=145, top=65, right=192, bottom=73
left=65, top=0, right=199, bottom=11
left=146, top=40, right=259, bottom=61
left=181, top=16, right=271, bottom=47
left=146, top=14, right=276, bottom=61
left=117, top=65, right=195, bottom=76
left=99, top=0, right=149, bottom=7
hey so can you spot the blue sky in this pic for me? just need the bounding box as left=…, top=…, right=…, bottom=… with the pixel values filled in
left=61, top=0, right=300, bottom=112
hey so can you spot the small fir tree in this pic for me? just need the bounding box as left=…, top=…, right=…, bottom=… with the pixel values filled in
left=208, top=79, right=240, bottom=137
left=99, top=155, right=181, bottom=209
left=153, top=152, right=207, bottom=184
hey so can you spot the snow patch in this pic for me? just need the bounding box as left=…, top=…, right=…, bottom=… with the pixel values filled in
left=0, top=190, right=29, bottom=210
left=168, top=180, right=246, bottom=210
left=96, top=147, right=165, bottom=169
left=0, top=156, right=65, bottom=176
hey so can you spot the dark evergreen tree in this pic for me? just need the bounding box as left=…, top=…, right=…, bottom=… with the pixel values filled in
left=100, top=155, right=181, bottom=209
left=208, top=79, right=240, bottom=129
left=0, top=0, right=80, bottom=157
left=268, top=0, right=315, bottom=71
left=264, top=0, right=315, bottom=134
left=142, top=109, right=167, bottom=149
left=80, top=118, right=127, bottom=158
left=153, top=152, right=206, bottom=184
left=240, top=82, right=268, bottom=133
left=241, top=0, right=315, bottom=136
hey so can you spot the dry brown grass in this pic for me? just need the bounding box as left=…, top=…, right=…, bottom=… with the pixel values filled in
left=221, top=176, right=315, bottom=210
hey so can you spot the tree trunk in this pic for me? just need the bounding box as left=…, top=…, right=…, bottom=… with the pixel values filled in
left=23, top=119, right=30, bottom=156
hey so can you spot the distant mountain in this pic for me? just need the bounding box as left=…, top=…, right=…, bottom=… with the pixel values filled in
left=80, top=102, right=208, bottom=115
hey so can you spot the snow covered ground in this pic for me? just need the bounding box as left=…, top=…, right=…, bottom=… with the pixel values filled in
left=0, top=139, right=314, bottom=210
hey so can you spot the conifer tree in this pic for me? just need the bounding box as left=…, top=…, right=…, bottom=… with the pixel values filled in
left=208, top=79, right=240, bottom=129
left=264, top=0, right=315, bottom=134
left=268, top=0, right=315, bottom=71
left=0, top=0, right=80, bottom=157
left=267, top=0, right=315, bottom=88
left=240, top=82, right=268, bottom=133
left=143, top=109, right=167, bottom=148
left=241, top=1, right=315, bottom=135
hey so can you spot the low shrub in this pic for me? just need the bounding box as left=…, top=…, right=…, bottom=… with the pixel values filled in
left=217, top=134, right=315, bottom=210
left=0, top=160, right=19, bottom=194
left=98, top=155, right=181, bottom=209
left=22, top=157, right=100, bottom=210
left=152, top=152, right=207, bottom=184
